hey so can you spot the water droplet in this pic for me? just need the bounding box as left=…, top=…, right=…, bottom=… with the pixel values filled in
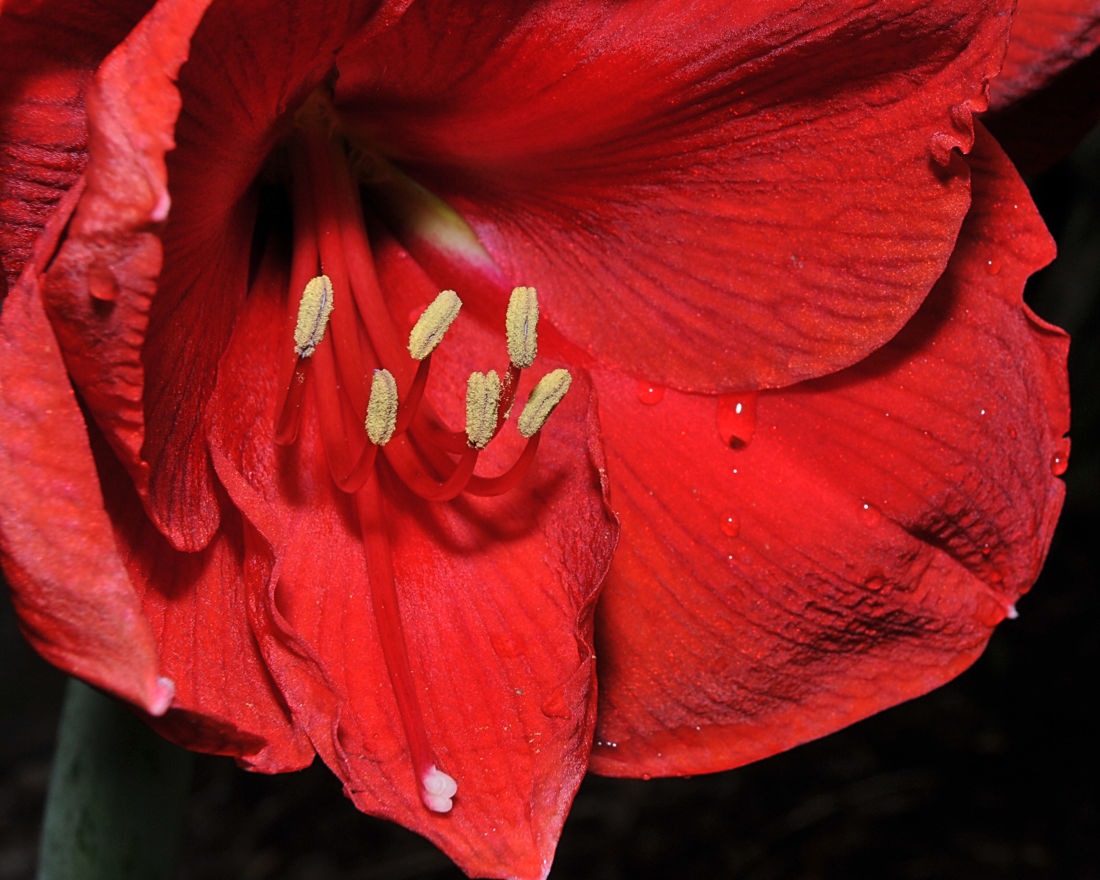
left=717, top=393, right=757, bottom=447
left=985, top=258, right=1001, bottom=275
left=1008, top=426, right=1018, bottom=439
left=87, top=265, right=119, bottom=302
left=490, top=634, right=522, bottom=659
left=1050, top=437, right=1070, bottom=476
left=865, top=575, right=886, bottom=591
left=857, top=502, right=882, bottom=527
left=720, top=512, right=740, bottom=537
left=636, top=382, right=666, bottom=405
left=540, top=688, right=571, bottom=719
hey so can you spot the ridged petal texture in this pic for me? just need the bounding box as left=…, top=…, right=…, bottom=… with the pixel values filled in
left=590, top=128, right=1069, bottom=775
left=0, top=0, right=154, bottom=294
left=335, top=0, right=1014, bottom=392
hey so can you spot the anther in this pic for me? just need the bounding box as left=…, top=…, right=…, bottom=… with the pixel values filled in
left=366, top=369, right=399, bottom=445
left=505, top=285, right=539, bottom=369
left=293, top=274, right=334, bottom=357
left=465, top=370, right=501, bottom=449
left=518, top=369, right=572, bottom=437
left=408, top=289, right=462, bottom=361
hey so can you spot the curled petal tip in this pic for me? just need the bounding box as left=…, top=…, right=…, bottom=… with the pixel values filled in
left=148, top=676, right=175, bottom=716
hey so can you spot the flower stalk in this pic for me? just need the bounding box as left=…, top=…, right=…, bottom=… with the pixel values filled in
left=38, top=680, right=193, bottom=880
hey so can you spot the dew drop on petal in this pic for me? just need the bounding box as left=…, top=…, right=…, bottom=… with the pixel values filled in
left=717, top=393, right=757, bottom=447
left=985, top=258, right=1001, bottom=275
left=540, top=687, right=571, bottom=719
left=87, top=265, right=120, bottom=302
left=490, top=633, right=522, bottom=659
left=1051, top=438, right=1070, bottom=476
left=636, top=382, right=666, bottom=405
left=865, top=575, right=886, bottom=591
left=720, top=512, right=740, bottom=537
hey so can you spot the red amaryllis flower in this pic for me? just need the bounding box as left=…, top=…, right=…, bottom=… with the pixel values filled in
left=0, top=0, right=1072, bottom=877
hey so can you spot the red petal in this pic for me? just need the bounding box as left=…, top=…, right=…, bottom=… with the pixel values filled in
left=203, top=236, right=617, bottom=878
left=37, top=0, right=218, bottom=550
left=92, top=440, right=315, bottom=771
left=336, top=0, right=1013, bottom=391
left=37, top=0, right=410, bottom=551
left=985, top=0, right=1100, bottom=171
left=0, top=0, right=153, bottom=294
left=590, top=126, right=1068, bottom=776
left=0, top=271, right=169, bottom=715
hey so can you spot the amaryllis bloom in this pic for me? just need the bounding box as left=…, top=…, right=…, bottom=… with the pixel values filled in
left=0, top=0, right=1076, bottom=877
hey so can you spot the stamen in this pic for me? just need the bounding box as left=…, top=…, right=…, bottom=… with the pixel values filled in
left=409, top=289, right=462, bottom=361
left=465, top=370, right=501, bottom=449
left=293, top=275, right=335, bottom=357
left=383, top=436, right=479, bottom=501
left=505, top=285, right=539, bottom=369
left=466, top=433, right=542, bottom=497
left=366, top=369, right=399, bottom=446
left=518, top=369, right=572, bottom=437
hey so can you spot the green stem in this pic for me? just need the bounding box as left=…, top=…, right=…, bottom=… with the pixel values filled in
left=38, top=678, right=193, bottom=880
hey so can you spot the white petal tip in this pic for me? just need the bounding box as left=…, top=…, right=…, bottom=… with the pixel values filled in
left=152, top=191, right=171, bottom=222
left=421, top=765, right=458, bottom=813
left=148, top=676, right=175, bottom=716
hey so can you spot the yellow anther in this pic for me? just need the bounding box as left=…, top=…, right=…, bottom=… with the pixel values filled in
left=465, top=370, right=501, bottom=449
left=518, top=369, right=572, bottom=438
left=505, top=285, right=539, bottom=369
left=409, top=289, right=462, bottom=361
left=365, top=369, right=399, bottom=445
left=294, top=275, right=334, bottom=357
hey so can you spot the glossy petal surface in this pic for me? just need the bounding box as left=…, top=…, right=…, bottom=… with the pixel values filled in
left=591, top=128, right=1069, bottom=775
left=337, top=0, right=1012, bottom=391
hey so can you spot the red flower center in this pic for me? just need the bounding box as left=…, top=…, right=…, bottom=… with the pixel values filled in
left=266, top=95, right=572, bottom=812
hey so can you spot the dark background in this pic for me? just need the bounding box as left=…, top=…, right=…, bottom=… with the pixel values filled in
left=3, top=126, right=1097, bottom=880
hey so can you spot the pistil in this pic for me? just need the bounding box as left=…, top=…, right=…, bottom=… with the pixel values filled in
left=273, top=110, right=573, bottom=815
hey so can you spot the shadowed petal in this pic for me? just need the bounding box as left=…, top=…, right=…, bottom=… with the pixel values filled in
left=590, top=127, right=1068, bottom=776
left=337, top=0, right=1014, bottom=391
left=985, top=0, right=1100, bottom=171
left=37, top=0, right=411, bottom=551
left=0, top=271, right=170, bottom=715
left=0, top=0, right=153, bottom=294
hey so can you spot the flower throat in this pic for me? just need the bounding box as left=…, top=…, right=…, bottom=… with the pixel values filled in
left=272, top=110, right=571, bottom=814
